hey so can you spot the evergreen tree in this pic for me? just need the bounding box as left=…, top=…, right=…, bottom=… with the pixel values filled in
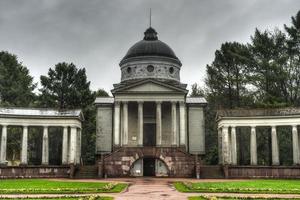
left=39, top=62, right=94, bottom=109
left=39, top=62, right=97, bottom=164
left=0, top=51, right=36, bottom=106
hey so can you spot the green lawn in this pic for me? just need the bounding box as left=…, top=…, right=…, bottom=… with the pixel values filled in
left=0, top=179, right=127, bottom=194
left=1, top=198, right=112, bottom=200
left=189, top=197, right=300, bottom=200
left=175, top=179, right=300, bottom=194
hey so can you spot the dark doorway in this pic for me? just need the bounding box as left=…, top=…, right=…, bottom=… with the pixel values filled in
left=143, top=123, right=156, bottom=146
left=143, top=158, right=155, bottom=176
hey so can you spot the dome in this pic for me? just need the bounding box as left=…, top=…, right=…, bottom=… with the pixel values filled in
left=121, top=27, right=181, bottom=65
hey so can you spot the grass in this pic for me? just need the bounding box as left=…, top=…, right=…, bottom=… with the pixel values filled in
left=188, top=197, right=300, bottom=200
left=0, top=179, right=127, bottom=194
left=174, top=179, right=300, bottom=194
left=0, top=198, right=113, bottom=200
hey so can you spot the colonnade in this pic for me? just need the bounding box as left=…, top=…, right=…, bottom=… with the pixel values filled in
left=219, top=125, right=300, bottom=165
left=113, top=101, right=186, bottom=147
left=0, top=125, right=81, bottom=165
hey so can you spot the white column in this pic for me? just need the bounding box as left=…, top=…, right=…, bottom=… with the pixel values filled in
left=114, top=101, right=121, bottom=146
left=231, top=126, right=237, bottom=165
left=79, top=129, right=82, bottom=163
left=156, top=101, right=162, bottom=146
left=122, top=101, right=128, bottom=145
left=0, top=125, right=7, bottom=164
left=21, top=126, right=28, bottom=165
left=218, top=128, right=223, bottom=164
left=171, top=101, right=177, bottom=146
left=271, top=126, right=280, bottom=165
left=250, top=126, right=257, bottom=165
left=179, top=101, right=186, bottom=146
left=69, top=127, right=77, bottom=164
left=222, top=126, right=230, bottom=164
left=62, top=126, right=68, bottom=165
left=292, top=125, right=299, bottom=165
left=137, top=101, right=143, bottom=146
left=42, top=126, right=49, bottom=165
left=76, top=129, right=81, bottom=164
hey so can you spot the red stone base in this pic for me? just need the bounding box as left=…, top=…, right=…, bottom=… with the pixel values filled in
left=0, top=165, right=71, bottom=178
left=227, top=165, right=300, bottom=178
left=97, top=147, right=197, bottom=178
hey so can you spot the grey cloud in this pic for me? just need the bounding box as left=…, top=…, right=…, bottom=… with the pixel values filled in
left=0, top=0, right=299, bottom=93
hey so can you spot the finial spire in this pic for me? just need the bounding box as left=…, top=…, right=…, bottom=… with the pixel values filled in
left=149, top=8, right=152, bottom=27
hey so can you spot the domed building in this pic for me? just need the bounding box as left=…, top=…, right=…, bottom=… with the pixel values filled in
left=95, top=27, right=207, bottom=177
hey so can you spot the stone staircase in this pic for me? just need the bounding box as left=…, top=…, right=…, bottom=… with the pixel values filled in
left=74, top=165, right=98, bottom=179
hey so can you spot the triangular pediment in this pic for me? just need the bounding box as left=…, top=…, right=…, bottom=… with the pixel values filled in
left=112, top=79, right=188, bottom=94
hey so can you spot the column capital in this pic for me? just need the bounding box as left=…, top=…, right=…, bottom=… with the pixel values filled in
left=122, top=101, right=128, bottom=105
left=292, top=125, right=298, bottom=129
left=250, top=125, right=256, bottom=128
left=271, top=125, right=277, bottom=129
left=171, top=101, right=177, bottom=105
left=231, top=125, right=236, bottom=128
left=137, top=100, right=144, bottom=105
left=179, top=101, right=185, bottom=106
left=114, top=101, right=121, bottom=106
left=156, top=101, right=162, bottom=105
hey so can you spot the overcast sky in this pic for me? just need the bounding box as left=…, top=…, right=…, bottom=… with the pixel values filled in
left=0, top=0, right=299, bottom=94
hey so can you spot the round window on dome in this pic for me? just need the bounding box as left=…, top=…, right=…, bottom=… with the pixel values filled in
left=147, top=65, right=154, bottom=72
left=127, top=67, right=132, bottom=73
left=169, top=67, right=174, bottom=74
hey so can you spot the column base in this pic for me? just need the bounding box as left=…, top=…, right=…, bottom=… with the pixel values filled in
left=0, top=162, right=8, bottom=167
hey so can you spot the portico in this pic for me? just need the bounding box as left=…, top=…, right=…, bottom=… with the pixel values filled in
left=217, top=109, right=300, bottom=166
left=0, top=108, right=83, bottom=166
left=112, top=99, right=186, bottom=148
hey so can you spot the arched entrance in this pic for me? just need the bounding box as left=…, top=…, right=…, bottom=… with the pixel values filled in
left=130, top=157, right=169, bottom=177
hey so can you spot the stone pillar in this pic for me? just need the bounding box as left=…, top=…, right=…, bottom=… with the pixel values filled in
left=231, top=126, right=237, bottom=165
left=222, top=126, right=230, bottom=164
left=156, top=101, right=162, bottom=146
left=218, top=128, right=223, bottom=164
left=179, top=101, right=186, bottom=146
left=271, top=126, right=280, bottom=165
left=42, top=126, right=49, bottom=165
left=21, top=126, right=28, bottom=165
left=138, top=101, right=143, bottom=146
left=69, top=127, right=77, bottom=164
left=113, top=101, right=121, bottom=146
left=171, top=101, right=177, bottom=146
left=76, top=129, right=81, bottom=164
left=0, top=125, right=7, bottom=164
left=250, top=126, right=257, bottom=165
left=62, top=126, right=68, bottom=165
left=122, top=101, right=128, bottom=145
left=292, top=125, right=299, bottom=165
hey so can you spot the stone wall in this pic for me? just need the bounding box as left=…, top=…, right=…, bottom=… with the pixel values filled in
left=96, top=106, right=113, bottom=153
left=227, top=165, right=300, bottom=178
left=99, top=147, right=195, bottom=177
left=0, top=166, right=70, bottom=178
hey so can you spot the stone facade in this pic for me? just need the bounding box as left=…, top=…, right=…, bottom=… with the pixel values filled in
left=97, top=147, right=196, bottom=177
left=95, top=26, right=207, bottom=178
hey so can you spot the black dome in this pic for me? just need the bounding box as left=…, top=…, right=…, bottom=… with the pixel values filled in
left=121, top=27, right=181, bottom=65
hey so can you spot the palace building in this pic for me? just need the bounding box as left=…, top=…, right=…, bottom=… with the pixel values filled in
left=95, top=26, right=206, bottom=177
left=1, top=26, right=300, bottom=179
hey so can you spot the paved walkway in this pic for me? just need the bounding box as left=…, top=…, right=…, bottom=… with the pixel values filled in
left=2, top=178, right=300, bottom=199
